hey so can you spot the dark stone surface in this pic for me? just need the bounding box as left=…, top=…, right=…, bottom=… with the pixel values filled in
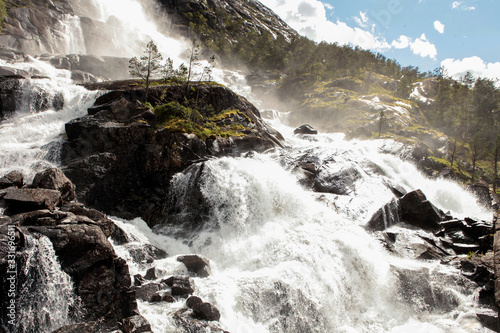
left=177, top=255, right=211, bottom=277
left=4, top=188, right=62, bottom=213
left=163, top=276, right=194, bottom=296
left=61, top=83, right=284, bottom=227
left=399, top=190, right=444, bottom=231
left=192, top=302, right=221, bottom=321
left=294, top=124, right=318, bottom=135
left=33, top=168, right=76, bottom=203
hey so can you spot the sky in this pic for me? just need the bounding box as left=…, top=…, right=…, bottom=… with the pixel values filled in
left=258, top=0, right=500, bottom=82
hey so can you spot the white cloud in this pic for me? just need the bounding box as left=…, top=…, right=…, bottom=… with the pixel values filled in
left=258, top=0, right=391, bottom=50
left=354, top=11, right=369, bottom=28
left=392, top=35, right=410, bottom=49
left=323, top=2, right=334, bottom=10
left=441, top=56, right=500, bottom=84
left=434, top=20, right=445, bottom=34
left=258, top=0, right=437, bottom=59
left=451, top=1, right=476, bottom=10
left=410, top=34, right=437, bottom=59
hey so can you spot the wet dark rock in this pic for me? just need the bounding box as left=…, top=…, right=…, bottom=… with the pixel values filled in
left=476, top=310, right=500, bottom=332
left=192, top=302, right=221, bottom=321
left=366, top=199, right=400, bottom=231
left=163, top=276, right=195, bottom=296
left=313, top=165, right=361, bottom=195
left=134, top=274, right=145, bottom=287
left=4, top=188, right=62, bottom=214
left=51, top=321, right=100, bottom=333
left=133, top=282, right=161, bottom=302
left=399, top=190, right=444, bottom=231
left=467, top=181, right=492, bottom=208
left=294, top=124, right=318, bottom=135
left=144, top=267, right=157, bottom=280
left=393, top=266, right=460, bottom=312
left=173, top=308, right=229, bottom=333
left=177, top=255, right=211, bottom=277
left=120, top=314, right=153, bottom=333
left=186, top=296, right=203, bottom=309
left=126, top=243, right=168, bottom=264
left=33, top=168, right=76, bottom=204
left=0, top=171, right=24, bottom=189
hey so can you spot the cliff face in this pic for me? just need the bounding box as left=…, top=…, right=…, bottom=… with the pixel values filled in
left=159, top=0, right=298, bottom=41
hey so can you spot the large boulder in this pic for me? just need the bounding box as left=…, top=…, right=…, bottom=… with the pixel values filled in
left=3, top=188, right=62, bottom=213
left=33, top=168, right=76, bottom=203
left=177, top=255, right=211, bottom=277
left=61, top=83, right=284, bottom=227
left=399, top=190, right=444, bottom=231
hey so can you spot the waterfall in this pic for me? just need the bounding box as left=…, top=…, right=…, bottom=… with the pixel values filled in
left=112, top=138, right=493, bottom=332
left=0, top=59, right=97, bottom=181
left=12, top=234, right=80, bottom=333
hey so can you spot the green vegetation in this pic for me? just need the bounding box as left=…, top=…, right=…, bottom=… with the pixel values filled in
left=151, top=100, right=253, bottom=140
left=171, top=1, right=500, bottom=184
left=0, top=0, right=7, bottom=33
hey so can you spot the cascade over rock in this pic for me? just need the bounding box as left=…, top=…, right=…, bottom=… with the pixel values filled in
left=61, top=81, right=284, bottom=226
left=0, top=168, right=148, bottom=331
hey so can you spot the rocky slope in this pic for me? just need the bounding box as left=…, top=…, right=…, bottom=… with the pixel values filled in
left=158, top=0, right=298, bottom=41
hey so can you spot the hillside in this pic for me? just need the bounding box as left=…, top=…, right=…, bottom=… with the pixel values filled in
left=156, top=0, right=500, bottom=185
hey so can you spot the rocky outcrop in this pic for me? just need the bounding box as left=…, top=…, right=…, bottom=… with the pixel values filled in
left=0, top=168, right=148, bottom=332
left=294, top=124, right=318, bottom=135
left=159, top=0, right=298, bottom=41
left=368, top=189, right=494, bottom=256
left=61, top=81, right=284, bottom=227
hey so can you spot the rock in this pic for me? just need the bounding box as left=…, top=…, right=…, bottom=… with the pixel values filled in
left=313, top=165, right=361, bottom=195
left=144, top=267, right=157, bottom=280
left=494, top=213, right=500, bottom=309
left=173, top=309, right=228, bottom=333
left=61, top=83, right=284, bottom=227
left=51, top=321, right=100, bottom=333
left=120, top=314, right=153, bottom=333
left=134, top=274, right=145, bottom=287
left=365, top=199, right=400, bottom=231
left=177, top=255, right=211, bottom=277
left=126, top=243, right=168, bottom=263
left=186, top=296, right=203, bottom=309
left=32, top=168, right=76, bottom=203
left=25, top=224, right=137, bottom=323
left=0, top=171, right=24, bottom=189
left=294, top=124, right=318, bottom=135
left=133, top=282, right=161, bottom=301
left=192, top=302, right=221, bottom=321
left=59, top=202, right=116, bottom=238
left=399, top=190, right=444, bottom=231
left=4, top=188, right=62, bottom=214
left=467, top=181, right=492, bottom=208
left=163, top=276, right=195, bottom=296
left=163, top=294, right=175, bottom=302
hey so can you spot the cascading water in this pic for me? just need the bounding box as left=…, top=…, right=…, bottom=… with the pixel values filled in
left=112, top=130, right=495, bottom=332
left=0, top=59, right=97, bottom=181
left=11, top=234, right=80, bottom=333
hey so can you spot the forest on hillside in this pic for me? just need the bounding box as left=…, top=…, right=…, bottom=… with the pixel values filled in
left=177, top=0, right=500, bottom=186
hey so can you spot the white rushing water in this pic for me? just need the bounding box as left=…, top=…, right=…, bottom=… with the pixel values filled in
left=110, top=121, right=494, bottom=332
left=0, top=59, right=97, bottom=182
left=16, top=234, right=80, bottom=333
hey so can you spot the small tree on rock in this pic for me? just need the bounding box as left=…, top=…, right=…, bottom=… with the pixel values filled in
left=129, top=40, right=163, bottom=102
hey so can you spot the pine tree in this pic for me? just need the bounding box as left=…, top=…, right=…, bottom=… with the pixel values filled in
left=129, top=40, right=163, bottom=102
